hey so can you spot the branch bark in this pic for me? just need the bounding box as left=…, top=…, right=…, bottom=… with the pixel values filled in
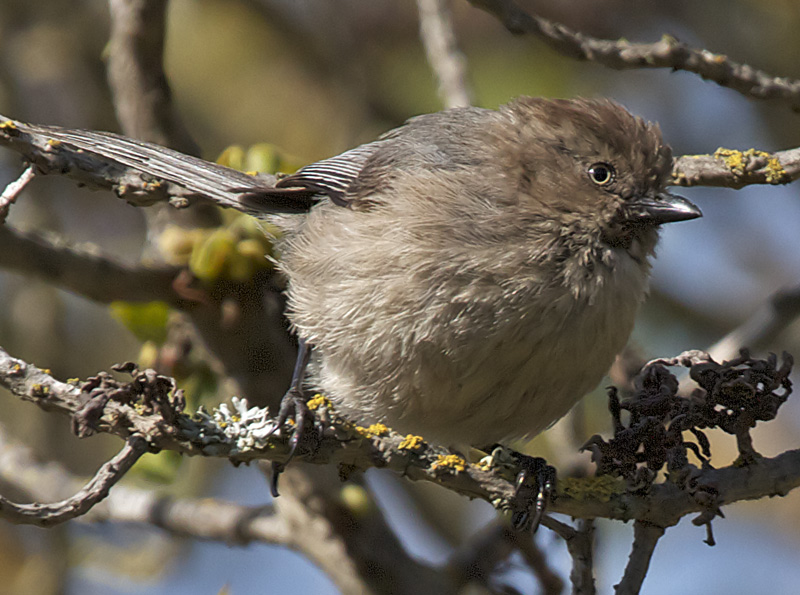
left=417, top=0, right=473, bottom=108
left=1, top=114, right=797, bottom=221
left=615, top=521, right=665, bottom=595
left=107, top=0, right=200, bottom=154
left=467, top=0, right=800, bottom=111
left=1, top=345, right=799, bottom=532
left=0, top=435, right=148, bottom=527
left=0, top=224, right=182, bottom=305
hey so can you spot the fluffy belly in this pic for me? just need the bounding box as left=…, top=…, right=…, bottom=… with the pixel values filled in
left=313, top=267, right=643, bottom=447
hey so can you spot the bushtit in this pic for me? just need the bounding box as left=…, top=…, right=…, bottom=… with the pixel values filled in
left=2, top=95, right=699, bottom=527
left=237, top=97, right=701, bottom=456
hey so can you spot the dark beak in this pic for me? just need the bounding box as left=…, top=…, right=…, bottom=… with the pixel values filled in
left=627, top=192, right=702, bottom=225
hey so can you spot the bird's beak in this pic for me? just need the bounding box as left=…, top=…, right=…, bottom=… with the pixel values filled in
left=627, top=192, right=702, bottom=225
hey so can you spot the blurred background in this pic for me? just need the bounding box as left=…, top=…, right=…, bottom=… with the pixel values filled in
left=2, top=0, right=800, bottom=593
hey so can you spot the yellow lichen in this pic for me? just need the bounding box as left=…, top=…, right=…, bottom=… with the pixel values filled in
left=306, top=394, right=331, bottom=411
left=765, top=157, right=787, bottom=184
left=558, top=475, right=625, bottom=502
left=354, top=423, right=389, bottom=438
left=714, top=147, right=746, bottom=176
left=367, top=423, right=389, bottom=436
left=431, top=454, right=467, bottom=474
left=46, top=139, right=61, bottom=148
left=714, top=147, right=786, bottom=183
left=0, top=120, right=17, bottom=130
left=398, top=434, right=425, bottom=451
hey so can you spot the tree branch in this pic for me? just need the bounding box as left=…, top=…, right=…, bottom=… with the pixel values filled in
left=615, top=521, right=665, bottom=595
left=0, top=224, right=182, bottom=305
left=0, top=435, right=148, bottom=526
left=107, top=0, right=200, bottom=154
left=467, top=0, right=800, bottom=111
left=416, top=0, right=473, bottom=108
left=565, top=519, right=596, bottom=595
left=0, top=164, right=35, bottom=223
left=1, top=345, right=799, bottom=532
left=708, top=284, right=800, bottom=364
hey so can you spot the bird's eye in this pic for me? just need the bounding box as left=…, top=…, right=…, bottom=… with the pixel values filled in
left=588, top=163, right=615, bottom=186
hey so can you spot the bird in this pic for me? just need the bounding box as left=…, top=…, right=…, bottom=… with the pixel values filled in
left=236, top=97, right=701, bottom=468
left=5, top=95, right=700, bottom=528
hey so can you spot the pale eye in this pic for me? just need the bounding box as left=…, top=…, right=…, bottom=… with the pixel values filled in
left=588, top=162, right=615, bottom=186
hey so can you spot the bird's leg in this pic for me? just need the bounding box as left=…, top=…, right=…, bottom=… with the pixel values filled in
left=511, top=453, right=557, bottom=532
left=269, top=338, right=317, bottom=497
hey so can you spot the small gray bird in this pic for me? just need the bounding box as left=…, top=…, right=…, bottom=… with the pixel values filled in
left=240, top=96, right=701, bottom=455
left=2, top=95, right=699, bottom=528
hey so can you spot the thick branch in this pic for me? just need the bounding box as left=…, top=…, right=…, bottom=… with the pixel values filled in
left=0, top=225, right=182, bottom=305
left=2, top=346, right=799, bottom=530
left=468, top=0, right=800, bottom=111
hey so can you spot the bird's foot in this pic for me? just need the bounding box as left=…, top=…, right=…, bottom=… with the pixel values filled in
left=267, top=386, right=322, bottom=497
left=510, top=453, right=556, bottom=532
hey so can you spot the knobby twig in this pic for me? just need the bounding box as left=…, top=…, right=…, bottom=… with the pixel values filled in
left=0, top=423, right=288, bottom=542
left=0, top=435, right=148, bottom=527
left=416, top=0, right=473, bottom=108
left=615, top=521, right=665, bottom=595
left=0, top=164, right=35, bottom=223
left=0, top=117, right=276, bottom=216
left=468, top=0, right=800, bottom=111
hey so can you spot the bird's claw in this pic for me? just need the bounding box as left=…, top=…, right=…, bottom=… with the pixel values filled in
left=510, top=455, right=556, bottom=532
left=267, top=386, right=321, bottom=497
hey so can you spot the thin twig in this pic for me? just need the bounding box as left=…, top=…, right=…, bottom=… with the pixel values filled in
left=0, top=435, right=148, bottom=527
left=707, top=284, right=800, bottom=364
left=0, top=164, right=35, bottom=223
left=417, top=0, right=473, bottom=108
left=615, top=521, right=665, bottom=595
left=467, top=0, right=800, bottom=111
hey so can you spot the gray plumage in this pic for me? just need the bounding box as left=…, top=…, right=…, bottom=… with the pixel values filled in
left=239, top=97, right=700, bottom=447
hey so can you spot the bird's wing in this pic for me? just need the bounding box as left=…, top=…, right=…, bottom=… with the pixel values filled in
left=272, top=140, right=386, bottom=207
left=234, top=106, right=496, bottom=212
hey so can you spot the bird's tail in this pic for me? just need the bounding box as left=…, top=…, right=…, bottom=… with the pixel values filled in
left=0, top=115, right=315, bottom=216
